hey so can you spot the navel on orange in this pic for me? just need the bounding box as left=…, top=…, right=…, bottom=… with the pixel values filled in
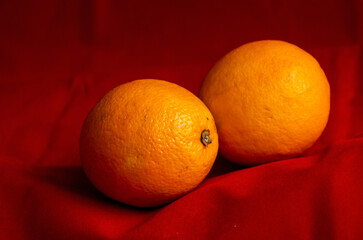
left=200, top=40, right=330, bottom=166
left=79, top=79, right=218, bottom=207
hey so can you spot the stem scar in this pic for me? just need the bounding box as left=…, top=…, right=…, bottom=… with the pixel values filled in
left=201, top=129, right=212, bottom=146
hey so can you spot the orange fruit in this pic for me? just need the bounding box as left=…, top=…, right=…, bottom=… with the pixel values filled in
left=79, top=79, right=218, bottom=207
left=200, top=40, right=330, bottom=166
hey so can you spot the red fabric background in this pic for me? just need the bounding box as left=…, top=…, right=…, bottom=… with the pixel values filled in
left=1, top=0, right=362, bottom=239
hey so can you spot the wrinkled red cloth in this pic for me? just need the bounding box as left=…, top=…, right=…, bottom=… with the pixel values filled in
left=1, top=0, right=362, bottom=239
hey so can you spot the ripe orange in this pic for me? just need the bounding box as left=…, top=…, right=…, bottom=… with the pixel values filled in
left=79, top=79, right=218, bottom=207
left=200, top=40, right=330, bottom=165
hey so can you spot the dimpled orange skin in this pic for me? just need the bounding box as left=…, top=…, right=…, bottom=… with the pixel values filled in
left=79, top=79, right=218, bottom=207
left=200, top=40, right=330, bottom=166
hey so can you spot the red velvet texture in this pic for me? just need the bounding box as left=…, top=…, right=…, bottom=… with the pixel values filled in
left=0, top=0, right=362, bottom=239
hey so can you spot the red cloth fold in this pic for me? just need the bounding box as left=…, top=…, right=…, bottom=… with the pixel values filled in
left=1, top=0, right=362, bottom=239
